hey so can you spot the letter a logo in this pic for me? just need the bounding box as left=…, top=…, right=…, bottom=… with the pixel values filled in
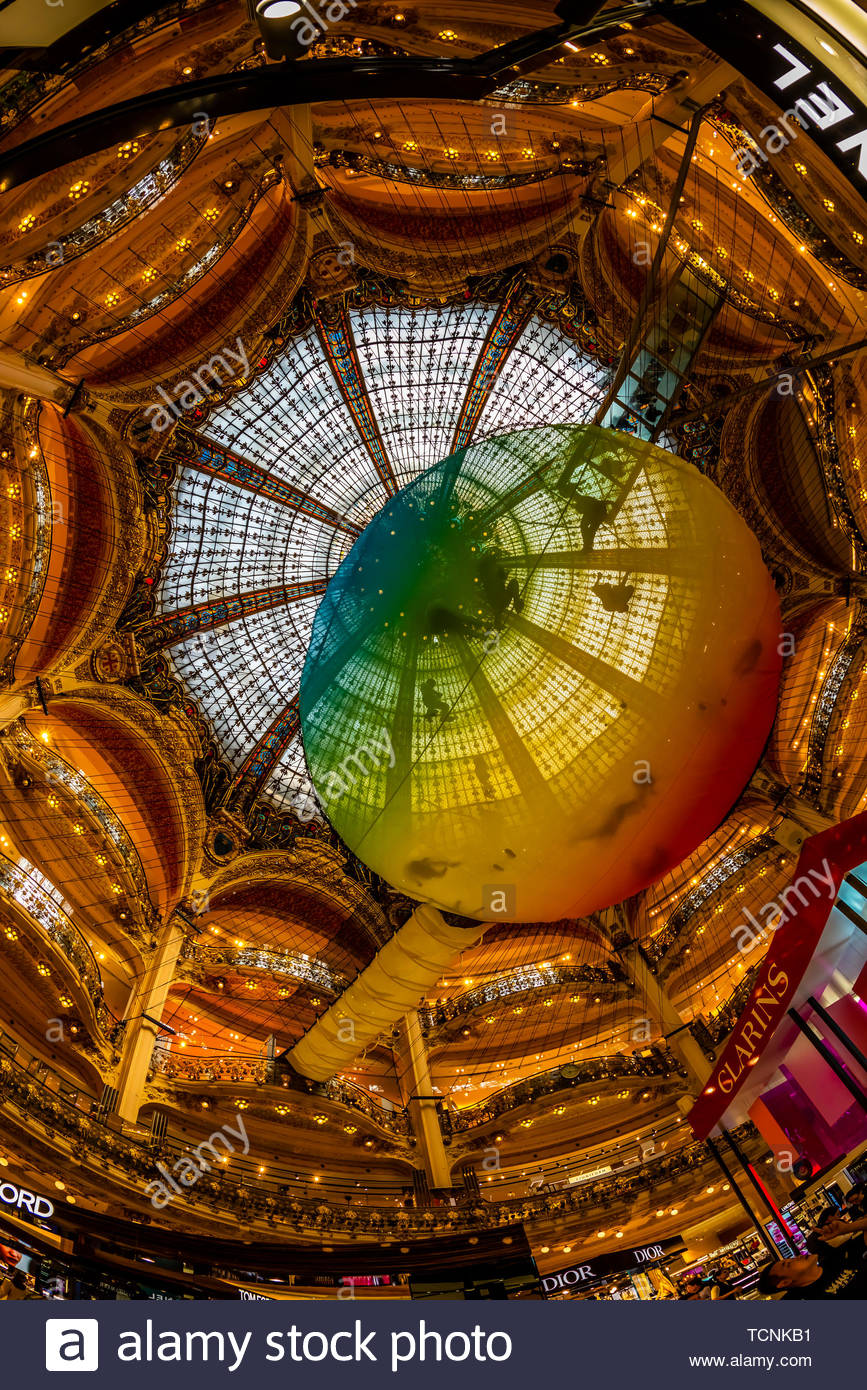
left=45, top=1319, right=99, bottom=1371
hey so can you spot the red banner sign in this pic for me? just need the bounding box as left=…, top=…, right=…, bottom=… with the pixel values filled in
left=689, top=810, right=867, bottom=1139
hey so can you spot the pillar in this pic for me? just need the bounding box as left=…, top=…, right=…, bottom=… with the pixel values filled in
left=394, top=1010, right=453, bottom=1190
left=618, top=938, right=712, bottom=1090
left=114, top=914, right=184, bottom=1122
left=0, top=685, right=38, bottom=730
left=0, top=348, right=76, bottom=407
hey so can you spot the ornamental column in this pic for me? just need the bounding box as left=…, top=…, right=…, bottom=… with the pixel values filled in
left=0, top=684, right=40, bottom=730
left=114, top=913, right=184, bottom=1122
left=614, top=930, right=712, bottom=1091
left=0, top=348, right=77, bottom=407
left=394, top=1009, right=454, bottom=1191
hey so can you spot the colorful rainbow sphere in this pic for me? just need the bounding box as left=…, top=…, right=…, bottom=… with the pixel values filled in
left=299, top=424, right=781, bottom=922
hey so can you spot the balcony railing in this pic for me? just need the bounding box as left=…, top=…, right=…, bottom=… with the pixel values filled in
left=0, top=1046, right=761, bottom=1236
left=418, top=962, right=621, bottom=1028
left=445, top=1049, right=685, bottom=1131
left=148, top=1047, right=410, bottom=1136
left=0, top=852, right=120, bottom=1040
left=647, top=833, right=777, bottom=966
left=9, top=721, right=154, bottom=918
left=700, top=967, right=763, bottom=1045
left=180, top=939, right=345, bottom=993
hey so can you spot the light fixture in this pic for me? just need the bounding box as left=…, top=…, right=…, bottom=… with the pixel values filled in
left=253, top=1, right=311, bottom=60
left=258, top=0, right=301, bottom=15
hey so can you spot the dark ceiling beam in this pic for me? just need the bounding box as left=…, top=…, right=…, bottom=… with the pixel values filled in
left=0, top=3, right=658, bottom=191
left=670, top=336, right=867, bottom=426
left=1, top=0, right=169, bottom=72
left=0, top=59, right=488, bottom=191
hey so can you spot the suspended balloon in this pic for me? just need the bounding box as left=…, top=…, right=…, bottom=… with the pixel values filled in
left=299, top=424, right=781, bottom=922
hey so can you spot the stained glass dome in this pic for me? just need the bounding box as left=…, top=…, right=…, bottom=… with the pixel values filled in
left=157, top=297, right=611, bottom=815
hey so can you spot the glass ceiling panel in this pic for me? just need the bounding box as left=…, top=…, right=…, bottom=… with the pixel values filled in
left=159, top=300, right=612, bottom=807
left=157, top=470, right=336, bottom=613
left=204, top=326, right=388, bottom=528
left=476, top=316, right=610, bottom=439
left=352, top=302, right=497, bottom=485
left=169, top=600, right=320, bottom=767
left=263, top=735, right=319, bottom=815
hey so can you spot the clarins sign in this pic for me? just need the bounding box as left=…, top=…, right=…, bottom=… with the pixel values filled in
left=689, top=811, right=867, bottom=1138
left=0, top=1179, right=54, bottom=1220
left=541, top=1237, right=683, bottom=1294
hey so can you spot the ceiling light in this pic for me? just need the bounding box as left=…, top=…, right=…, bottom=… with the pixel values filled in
left=258, top=0, right=301, bottom=15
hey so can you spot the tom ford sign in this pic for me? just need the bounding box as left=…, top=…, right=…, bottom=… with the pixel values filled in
left=541, top=1238, right=684, bottom=1294
left=0, top=1179, right=54, bottom=1220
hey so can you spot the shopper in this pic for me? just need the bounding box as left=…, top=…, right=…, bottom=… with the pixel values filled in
left=0, top=1270, right=31, bottom=1300
left=756, top=1238, right=867, bottom=1300
left=805, top=1207, right=853, bottom=1257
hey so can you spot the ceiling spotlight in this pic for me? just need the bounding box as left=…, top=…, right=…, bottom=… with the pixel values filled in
left=254, top=0, right=310, bottom=59
left=258, top=0, right=301, bottom=15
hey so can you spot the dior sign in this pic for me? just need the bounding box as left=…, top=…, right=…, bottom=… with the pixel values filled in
left=541, top=1238, right=682, bottom=1293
